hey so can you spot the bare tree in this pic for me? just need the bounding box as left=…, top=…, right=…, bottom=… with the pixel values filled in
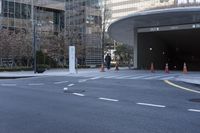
left=0, top=29, right=33, bottom=67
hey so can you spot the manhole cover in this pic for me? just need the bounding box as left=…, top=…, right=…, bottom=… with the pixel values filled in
left=64, top=89, right=85, bottom=93
left=189, top=99, right=200, bottom=103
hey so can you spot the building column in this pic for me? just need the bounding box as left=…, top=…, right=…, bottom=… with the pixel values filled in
left=133, top=28, right=138, bottom=69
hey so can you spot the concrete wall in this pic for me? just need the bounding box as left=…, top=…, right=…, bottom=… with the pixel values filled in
left=137, top=32, right=168, bottom=70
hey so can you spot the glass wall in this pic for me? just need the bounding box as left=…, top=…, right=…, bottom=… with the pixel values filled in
left=0, top=0, right=66, bottom=67
left=0, top=0, right=63, bottom=32
left=0, top=0, right=102, bottom=67
left=65, top=0, right=102, bottom=66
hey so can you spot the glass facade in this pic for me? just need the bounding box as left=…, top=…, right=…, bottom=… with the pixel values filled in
left=0, top=0, right=63, bottom=32
left=65, top=0, right=102, bottom=66
left=0, top=0, right=102, bottom=67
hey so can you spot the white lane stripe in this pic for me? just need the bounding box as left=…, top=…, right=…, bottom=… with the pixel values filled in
left=68, top=84, right=75, bottom=87
left=188, top=109, right=200, bottom=113
left=137, top=102, right=166, bottom=108
left=99, top=97, right=119, bottom=102
left=63, top=87, right=68, bottom=91
left=73, top=93, right=85, bottom=97
left=28, top=83, right=44, bottom=86
left=1, top=84, right=17, bottom=86
left=54, top=81, right=68, bottom=84
left=164, top=80, right=200, bottom=94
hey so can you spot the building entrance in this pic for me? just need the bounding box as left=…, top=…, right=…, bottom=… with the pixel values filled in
left=137, top=25, right=200, bottom=71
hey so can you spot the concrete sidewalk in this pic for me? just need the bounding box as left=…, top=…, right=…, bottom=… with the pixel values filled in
left=175, top=74, right=200, bottom=85
left=0, top=68, right=200, bottom=85
left=0, top=68, right=100, bottom=78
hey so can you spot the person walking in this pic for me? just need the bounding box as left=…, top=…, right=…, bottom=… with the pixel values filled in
left=105, top=53, right=111, bottom=70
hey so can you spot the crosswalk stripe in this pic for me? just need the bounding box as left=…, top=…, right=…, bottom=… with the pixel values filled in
left=90, top=77, right=101, bottom=80
left=104, top=74, right=127, bottom=79
left=67, top=71, right=177, bottom=81
left=74, top=73, right=99, bottom=77
left=104, top=75, right=116, bottom=78
left=115, top=75, right=140, bottom=79
left=129, top=75, right=153, bottom=79
left=143, top=75, right=167, bottom=80
left=160, top=76, right=175, bottom=80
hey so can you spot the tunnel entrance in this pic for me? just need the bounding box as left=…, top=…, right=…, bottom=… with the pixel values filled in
left=138, top=27, right=200, bottom=71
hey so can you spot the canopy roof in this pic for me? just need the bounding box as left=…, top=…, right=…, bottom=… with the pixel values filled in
left=108, top=6, right=200, bottom=44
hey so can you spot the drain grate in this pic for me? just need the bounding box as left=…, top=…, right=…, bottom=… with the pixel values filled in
left=64, top=89, right=85, bottom=94
left=189, top=99, right=200, bottom=103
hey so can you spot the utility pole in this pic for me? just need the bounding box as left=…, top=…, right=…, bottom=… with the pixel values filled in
left=31, top=0, right=36, bottom=73
left=100, top=0, right=108, bottom=72
left=66, top=0, right=78, bottom=74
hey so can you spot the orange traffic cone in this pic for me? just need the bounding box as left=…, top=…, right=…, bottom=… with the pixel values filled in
left=183, top=62, right=188, bottom=74
left=100, top=63, right=105, bottom=72
left=165, top=63, right=169, bottom=73
left=150, top=62, right=155, bottom=73
left=115, top=62, right=119, bottom=71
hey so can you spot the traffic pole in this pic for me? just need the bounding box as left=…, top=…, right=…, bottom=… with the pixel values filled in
left=115, top=62, right=119, bottom=71
left=150, top=62, right=155, bottom=73
left=165, top=63, right=169, bottom=73
left=100, top=63, right=105, bottom=72
left=183, top=62, right=188, bottom=74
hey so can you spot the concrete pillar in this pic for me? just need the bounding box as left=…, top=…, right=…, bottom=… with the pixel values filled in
left=133, top=28, right=138, bottom=69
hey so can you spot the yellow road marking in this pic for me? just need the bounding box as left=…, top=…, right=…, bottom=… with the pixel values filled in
left=164, top=80, right=200, bottom=94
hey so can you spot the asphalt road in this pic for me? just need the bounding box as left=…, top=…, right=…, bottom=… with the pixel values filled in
left=0, top=76, right=199, bottom=133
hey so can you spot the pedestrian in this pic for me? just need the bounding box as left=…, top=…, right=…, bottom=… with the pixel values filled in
left=105, top=53, right=111, bottom=70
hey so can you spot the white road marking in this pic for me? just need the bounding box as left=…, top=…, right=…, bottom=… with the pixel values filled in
left=129, top=75, right=151, bottom=79
left=72, top=93, right=85, bottom=97
left=104, top=74, right=126, bottom=79
left=104, top=75, right=116, bottom=78
left=79, top=73, right=99, bottom=78
left=68, top=84, right=75, bottom=87
left=143, top=75, right=165, bottom=80
left=90, top=77, right=101, bottom=80
left=54, top=81, right=68, bottom=84
left=115, top=75, right=134, bottom=79
left=164, top=80, right=200, bottom=94
left=188, top=109, right=200, bottom=113
left=99, top=97, right=119, bottom=102
left=137, top=102, right=166, bottom=108
left=28, top=83, right=44, bottom=86
left=78, top=79, right=87, bottom=83
left=1, top=84, right=17, bottom=86
left=63, top=87, right=68, bottom=91
left=161, top=76, right=174, bottom=80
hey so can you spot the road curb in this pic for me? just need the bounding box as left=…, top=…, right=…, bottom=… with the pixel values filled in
left=164, top=80, right=200, bottom=94
left=0, top=76, right=34, bottom=79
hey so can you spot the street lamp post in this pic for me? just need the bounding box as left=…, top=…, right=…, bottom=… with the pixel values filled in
left=31, top=0, right=37, bottom=73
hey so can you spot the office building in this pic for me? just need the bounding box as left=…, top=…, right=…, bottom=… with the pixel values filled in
left=0, top=0, right=102, bottom=67
left=109, top=0, right=200, bottom=70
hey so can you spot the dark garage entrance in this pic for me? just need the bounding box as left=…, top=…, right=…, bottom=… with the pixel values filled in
left=138, top=27, right=200, bottom=71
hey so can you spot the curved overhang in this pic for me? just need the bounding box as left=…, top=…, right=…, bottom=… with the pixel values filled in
left=108, top=6, right=200, bottom=44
